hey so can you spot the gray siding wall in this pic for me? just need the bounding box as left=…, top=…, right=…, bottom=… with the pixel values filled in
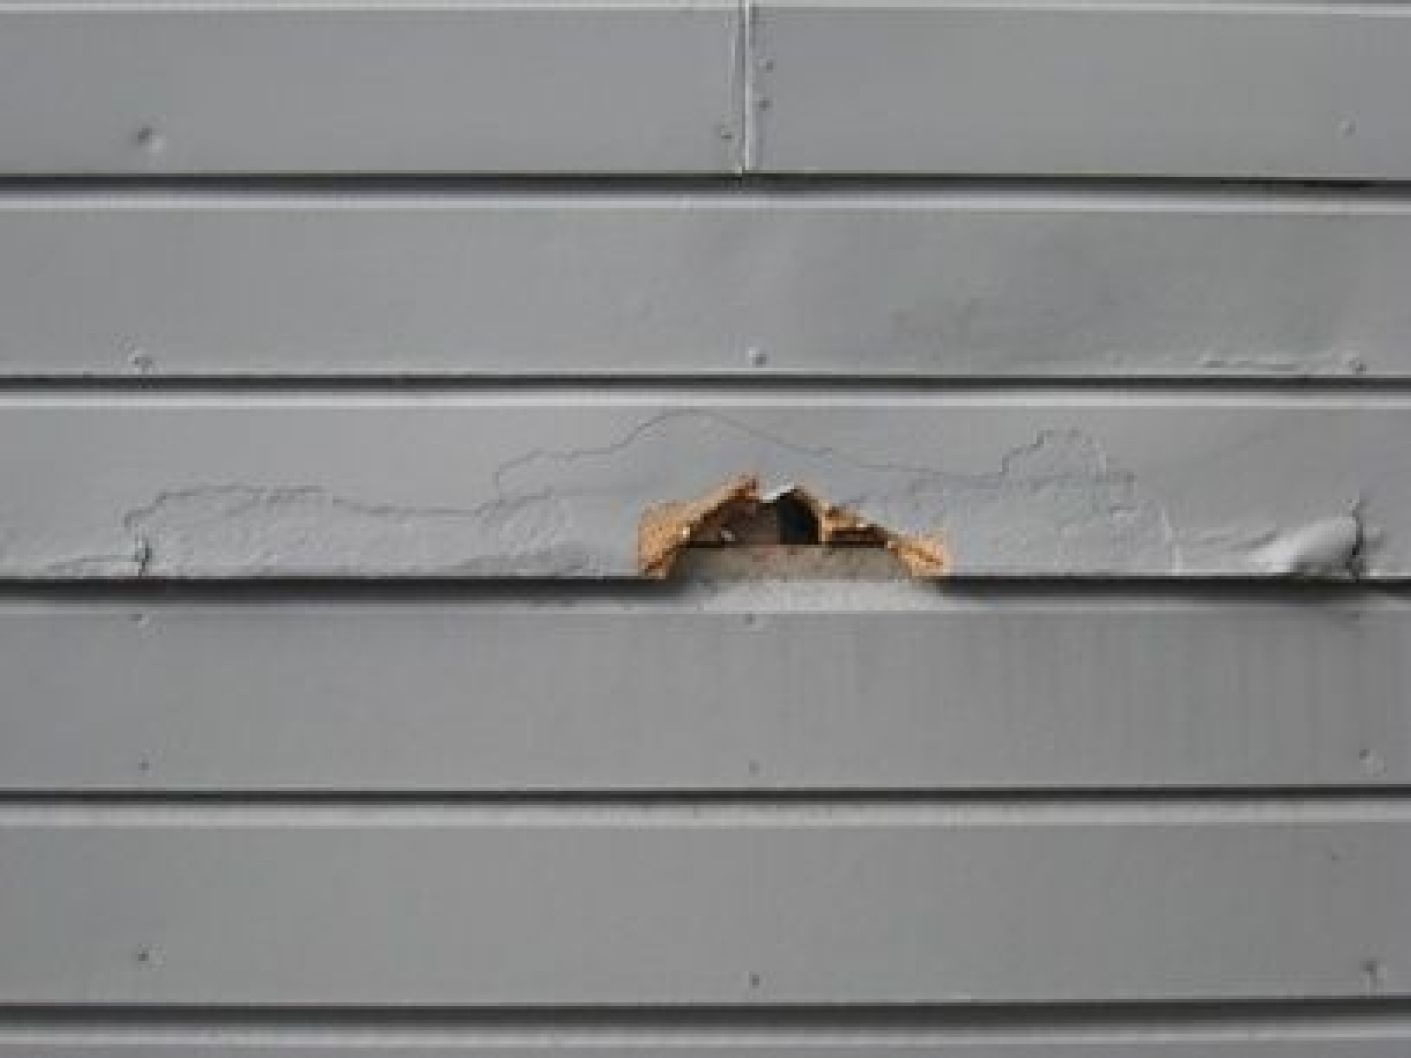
left=1, top=2, right=1409, bottom=1054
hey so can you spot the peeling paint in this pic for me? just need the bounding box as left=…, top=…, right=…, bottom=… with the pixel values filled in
left=23, top=409, right=1288, bottom=578
left=729, top=0, right=751, bottom=174
left=493, top=412, right=1175, bottom=576
left=88, top=412, right=1175, bottom=578
left=119, top=485, right=592, bottom=577
left=637, top=474, right=948, bottom=578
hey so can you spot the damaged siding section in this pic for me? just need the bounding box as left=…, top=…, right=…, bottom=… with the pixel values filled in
left=1, top=400, right=1402, bottom=579
left=636, top=474, right=949, bottom=578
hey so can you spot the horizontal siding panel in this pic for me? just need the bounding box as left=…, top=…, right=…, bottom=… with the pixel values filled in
left=4, top=1033, right=1411, bottom=1056
left=0, top=812, right=1406, bottom=1004
left=0, top=2, right=738, bottom=174
left=1, top=594, right=1406, bottom=790
left=0, top=394, right=1406, bottom=578
left=1, top=190, right=1407, bottom=378
left=753, top=1, right=1411, bottom=179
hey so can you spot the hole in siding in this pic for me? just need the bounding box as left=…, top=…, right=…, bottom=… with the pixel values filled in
left=637, top=474, right=948, bottom=580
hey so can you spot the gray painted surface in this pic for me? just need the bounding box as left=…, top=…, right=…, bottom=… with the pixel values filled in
left=0, top=189, right=1404, bottom=378
left=0, top=811, right=1406, bottom=1004
left=753, top=1, right=1411, bottom=178
left=0, top=1, right=740, bottom=174
left=0, top=396, right=1401, bottom=578
left=0, top=591, right=1405, bottom=790
left=6, top=1034, right=1411, bottom=1055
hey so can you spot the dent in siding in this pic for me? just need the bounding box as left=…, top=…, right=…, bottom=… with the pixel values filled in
left=1250, top=512, right=1368, bottom=577
left=51, top=410, right=1377, bottom=579
left=1177, top=506, right=1372, bottom=578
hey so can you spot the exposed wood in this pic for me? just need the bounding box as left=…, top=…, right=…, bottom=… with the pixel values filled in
left=754, top=1, right=1411, bottom=179
left=2, top=190, right=1410, bottom=377
left=0, top=2, right=739, bottom=174
left=0, top=592, right=1405, bottom=791
left=0, top=812, right=1406, bottom=1004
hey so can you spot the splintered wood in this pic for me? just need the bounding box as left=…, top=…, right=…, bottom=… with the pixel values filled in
left=636, top=474, right=949, bottom=579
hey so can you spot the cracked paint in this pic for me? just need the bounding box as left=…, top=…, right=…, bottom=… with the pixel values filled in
left=495, top=412, right=1174, bottom=576
left=119, top=484, right=591, bottom=577
left=85, top=414, right=1170, bottom=577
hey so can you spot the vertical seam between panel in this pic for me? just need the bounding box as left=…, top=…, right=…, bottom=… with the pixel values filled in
left=739, top=0, right=758, bottom=173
